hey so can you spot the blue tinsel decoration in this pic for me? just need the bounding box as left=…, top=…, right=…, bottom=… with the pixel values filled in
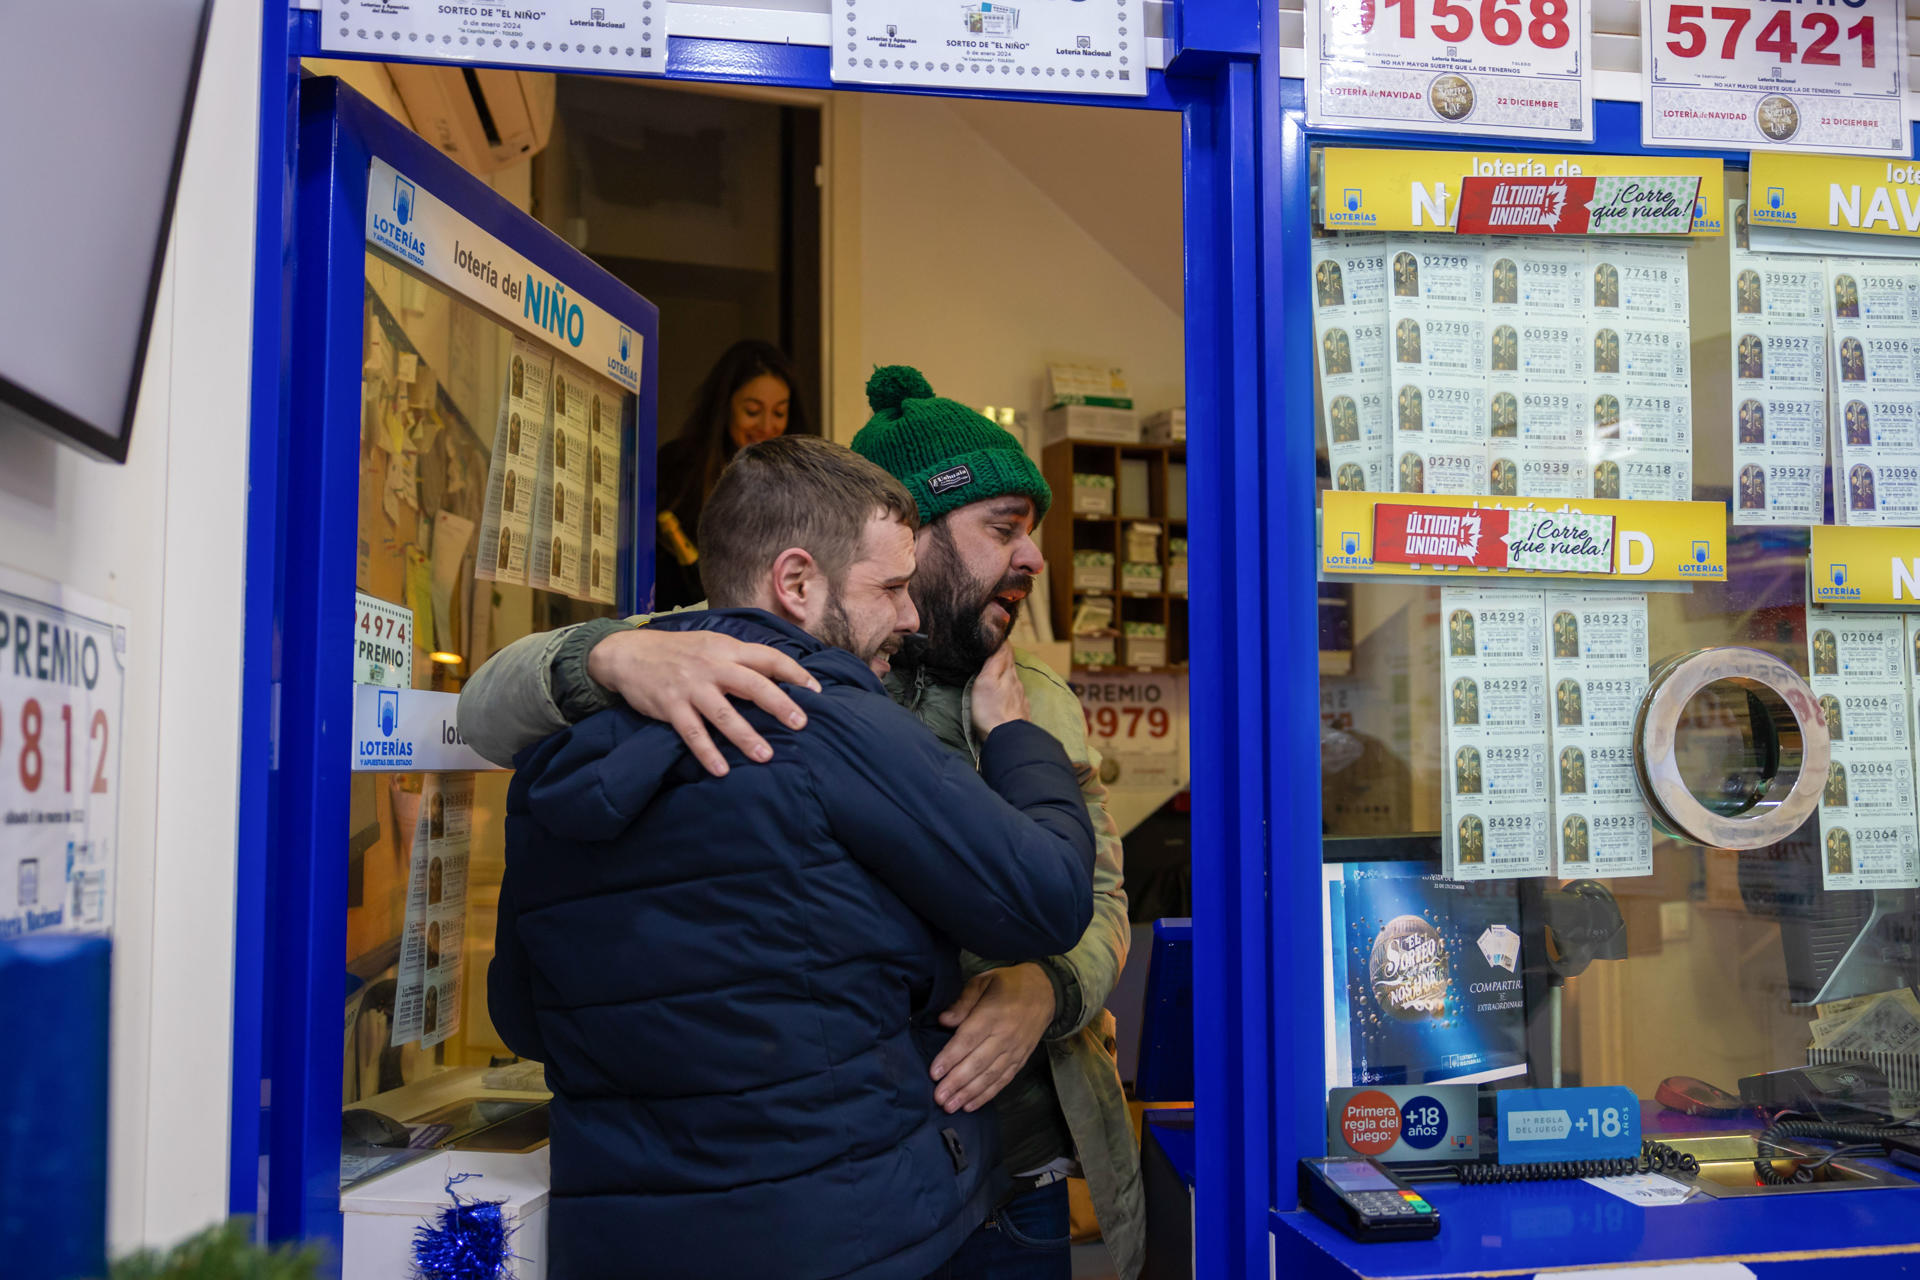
left=412, top=1173, right=516, bottom=1280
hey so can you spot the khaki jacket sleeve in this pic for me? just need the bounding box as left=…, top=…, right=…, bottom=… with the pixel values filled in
left=1014, top=652, right=1130, bottom=1038
left=457, top=618, right=626, bottom=765
left=458, top=602, right=711, bottom=766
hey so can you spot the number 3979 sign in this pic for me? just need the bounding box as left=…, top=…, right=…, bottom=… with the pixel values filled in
left=1644, top=0, right=1910, bottom=157
left=0, top=566, right=126, bottom=938
left=1306, top=0, right=1593, bottom=141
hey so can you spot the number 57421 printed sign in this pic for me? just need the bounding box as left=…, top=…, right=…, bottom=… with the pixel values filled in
left=1306, top=0, right=1593, bottom=141
left=1644, top=0, right=1909, bottom=157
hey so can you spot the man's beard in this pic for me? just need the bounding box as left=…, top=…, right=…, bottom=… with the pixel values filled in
left=818, top=592, right=897, bottom=670
left=904, top=522, right=1031, bottom=684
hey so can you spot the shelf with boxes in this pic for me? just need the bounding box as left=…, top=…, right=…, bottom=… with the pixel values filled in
left=1041, top=404, right=1187, bottom=674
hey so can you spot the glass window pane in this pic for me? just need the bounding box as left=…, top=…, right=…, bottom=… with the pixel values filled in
left=1315, top=163, right=1915, bottom=1121
left=343, top=247, right=633, bottom=1188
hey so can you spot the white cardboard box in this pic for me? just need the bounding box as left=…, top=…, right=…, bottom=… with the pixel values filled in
left=1124, top=522, right=1163, bottom=563
left=1074, top=563, right=1116, bottom=591
left=1072, top=482, right=1115, bottom=515
left=1143, top=409, right=1186, bottom=443
left=343, top=1149, right=551, bottom=1280
left=1044, top=404, right=1140, bottom=446
left=1074, top=634, right=1118, bottom=667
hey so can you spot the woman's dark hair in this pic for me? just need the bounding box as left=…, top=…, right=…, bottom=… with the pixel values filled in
left=661, top=340, right=812, bottom=524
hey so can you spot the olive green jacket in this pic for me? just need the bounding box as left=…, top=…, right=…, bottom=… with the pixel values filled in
left=458, top=619, right=1144, bottom=1279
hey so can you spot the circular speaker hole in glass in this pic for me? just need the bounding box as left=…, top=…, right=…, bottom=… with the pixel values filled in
left=1671, top=677, right=1802, bottom=818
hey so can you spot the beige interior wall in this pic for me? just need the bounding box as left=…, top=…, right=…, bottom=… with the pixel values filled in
left=823, top=94, right=1184, bottom=442
left=302, top=58, right=535, bottom=212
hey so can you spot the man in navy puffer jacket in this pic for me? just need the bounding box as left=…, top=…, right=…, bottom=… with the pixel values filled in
left=489, top=437, right=1095, bottom=1280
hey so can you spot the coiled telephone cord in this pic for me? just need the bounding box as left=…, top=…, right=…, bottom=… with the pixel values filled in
left=1752, top=1120, right=1899, bottom=1185
left=1454, top=1139, right=1700, bottom=1184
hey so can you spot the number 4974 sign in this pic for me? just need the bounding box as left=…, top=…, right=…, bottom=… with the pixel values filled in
left=1644, top=0, right=1910, bottom=157
left=1306, top=0, right=1593, bottom=141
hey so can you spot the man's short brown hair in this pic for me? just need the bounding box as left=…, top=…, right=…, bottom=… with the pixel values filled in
left=699, top=435, right=920, bottom=607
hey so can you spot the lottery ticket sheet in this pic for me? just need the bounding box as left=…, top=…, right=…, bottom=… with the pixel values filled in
left=1389, top=238, right=1489, bottom=495
left=530, top=357, right=593, bottom=598
left=1729, top=201, right=1828, bottom=526
left=1809, top=611, right=1920, bottom=890
left=1545, top=593, right=1653, bottom=878
left=476, top=336, right=553, bottom=586
left=1363, top=234, right=1693, bottom=503
left=1440, top=588, right=1552, bottom=880
left=1314, top=234, right=1394, bottom=494
left=1828, top=260, right=1920, bottom=526
left=1489, top=238, right=1587, bottom=500
left=584, top=374, right=624, bottom=604
left=1588, top=240, right=1693, bottom=503
left=392, top=775, right=471, bottom=1048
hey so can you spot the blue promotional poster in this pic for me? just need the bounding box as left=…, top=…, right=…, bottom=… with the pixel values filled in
left=1323, top=860, right=1527, bottom=1089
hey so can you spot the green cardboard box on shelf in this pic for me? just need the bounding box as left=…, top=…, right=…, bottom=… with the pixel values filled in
left=1073, top=550, right=1116, bottom=592
left=1072, top=473, right=1116, bottom=516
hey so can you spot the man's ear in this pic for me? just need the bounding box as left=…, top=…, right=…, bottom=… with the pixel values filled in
left=767, top=546, right=820, bottom=621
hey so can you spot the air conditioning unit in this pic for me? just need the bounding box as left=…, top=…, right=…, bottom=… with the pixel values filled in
left=387, top=64, right=555, bottom=176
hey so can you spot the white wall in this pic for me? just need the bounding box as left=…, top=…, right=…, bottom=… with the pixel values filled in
left=825, top=94, right=1184, bottom=441
left=302, top=59, right=536, bottom=212
left=0, top=0, right=259, bottom=1252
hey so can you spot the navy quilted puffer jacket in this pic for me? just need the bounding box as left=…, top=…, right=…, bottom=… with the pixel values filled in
left=489, top=609, right=1096, bottom=1280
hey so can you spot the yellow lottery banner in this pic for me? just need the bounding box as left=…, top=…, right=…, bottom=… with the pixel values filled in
left=1321, top=148, right=1726, bottom=237
left=1750, top=153, right=1920, bottom=239
left=1809, top=526, right=1920, bottom=606
left=1321, top=492, right=1727, bottom=583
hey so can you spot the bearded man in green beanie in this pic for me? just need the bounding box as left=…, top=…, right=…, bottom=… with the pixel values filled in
left=458, top=366, right=1143, bottom=1280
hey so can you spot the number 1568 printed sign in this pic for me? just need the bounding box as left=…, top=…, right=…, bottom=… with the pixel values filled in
left=1644, top=0, right=1910, bottom=157
left=1306, top=0, right=1593, bottom=141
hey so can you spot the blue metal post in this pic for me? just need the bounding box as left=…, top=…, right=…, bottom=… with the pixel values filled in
left=1181, top=53, right=1274, bottom=1280
left=230, top=0, right=303, bottom=1229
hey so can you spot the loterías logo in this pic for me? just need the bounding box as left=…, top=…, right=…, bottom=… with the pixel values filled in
left=393, top=176, right=416, bottom=226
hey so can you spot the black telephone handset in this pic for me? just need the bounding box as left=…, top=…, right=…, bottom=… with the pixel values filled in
left=1298, top=1157, right=1441, bottom=1242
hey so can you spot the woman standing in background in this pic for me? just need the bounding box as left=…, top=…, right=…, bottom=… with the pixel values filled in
left=653, top=340, right=813, bottom=609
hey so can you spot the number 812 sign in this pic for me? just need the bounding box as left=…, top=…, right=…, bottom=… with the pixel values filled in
left=1307, top=0, right=1592, bottom=141
left=0, top=568, right=126, bottom=938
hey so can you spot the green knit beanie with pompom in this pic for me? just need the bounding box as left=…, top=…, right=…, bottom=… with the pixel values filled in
left=850, top=365, right=1051, bottom=524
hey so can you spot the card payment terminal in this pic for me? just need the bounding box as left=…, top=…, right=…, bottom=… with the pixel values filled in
left=1298, top=1157, right=1441, bottom=1242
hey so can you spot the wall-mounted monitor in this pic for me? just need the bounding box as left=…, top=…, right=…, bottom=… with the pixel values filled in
left=0, top=0, right=211, bottom=463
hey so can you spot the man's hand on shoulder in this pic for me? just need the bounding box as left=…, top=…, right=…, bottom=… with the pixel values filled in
left=969, top=642, right=1032, bottom=740
left=929, top=963, right=1056, bottom=1114
left=586, top=627, right=821, bottom=777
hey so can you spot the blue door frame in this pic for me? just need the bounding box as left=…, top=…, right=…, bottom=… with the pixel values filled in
left=235, top=7, right=1285, bottom=1277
